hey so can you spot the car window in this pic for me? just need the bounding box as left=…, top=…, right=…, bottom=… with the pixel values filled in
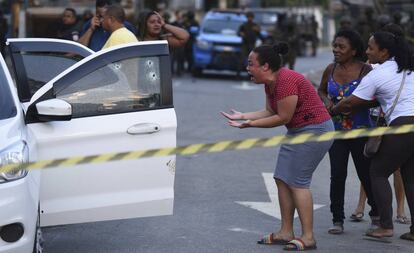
left=55, top=56, right=162, bottom=118
left=202, top=19, right=244, bottom=35
left=18, top=52, right=84, bottom=98
left=0, top=67, right=17, bottom=120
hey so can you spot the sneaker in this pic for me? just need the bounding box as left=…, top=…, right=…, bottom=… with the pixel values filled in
left=328, top=222, right=344, bottom=234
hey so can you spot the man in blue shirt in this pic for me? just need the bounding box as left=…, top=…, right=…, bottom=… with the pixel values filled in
left=78, top=0, right=136, bottom=51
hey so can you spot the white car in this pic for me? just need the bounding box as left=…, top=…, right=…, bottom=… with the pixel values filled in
left=0, top=39, right=177, bottom=253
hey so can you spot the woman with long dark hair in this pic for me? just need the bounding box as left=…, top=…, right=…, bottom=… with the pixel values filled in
left=333, top=30, right=414, bottom=241
left=222, top=42, right=334, bottom=250
left=136, top=10, right=189, bottom=48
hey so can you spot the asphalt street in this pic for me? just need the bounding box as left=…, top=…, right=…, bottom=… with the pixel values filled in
left=43, top=47, right=413, bottom=253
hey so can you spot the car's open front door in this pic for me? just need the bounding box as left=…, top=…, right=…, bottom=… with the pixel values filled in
left=6, top=38, right=93, bottom=102
left=25, top=41, right=176, bottom=226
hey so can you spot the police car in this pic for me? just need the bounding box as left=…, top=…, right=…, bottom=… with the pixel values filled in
left=191, top=10, right=267, bottom=77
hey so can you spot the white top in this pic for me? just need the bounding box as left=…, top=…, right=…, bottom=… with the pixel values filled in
left=353, top=60, right=414, bottom=124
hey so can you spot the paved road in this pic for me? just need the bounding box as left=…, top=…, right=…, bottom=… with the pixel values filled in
left=43, top=48, right=413, bottom=253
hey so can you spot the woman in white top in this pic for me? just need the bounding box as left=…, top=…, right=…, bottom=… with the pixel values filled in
left=332, top=31, right=414, bottom=241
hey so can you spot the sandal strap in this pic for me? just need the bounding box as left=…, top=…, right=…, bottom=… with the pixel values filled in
left=286, top=239, right=305, bottom=250
left=261, top=233, right=274, bottom=244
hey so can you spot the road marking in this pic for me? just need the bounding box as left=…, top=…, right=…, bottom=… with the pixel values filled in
left=235, top=173, right=324, bottom=220
left=173, top=80, right=182, bottom=87
left=228, top=227, right=262, bottom=234
left=232, top=81, right=260, bottom=90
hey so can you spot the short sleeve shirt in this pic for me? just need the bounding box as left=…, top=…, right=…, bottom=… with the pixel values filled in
left=102, top=27, right=138, bottom=49
left=265, top=68, right=331, bottom=129
left=80, top=20, right=137, bottom=51
left=353, top=60, right=414, bottom=124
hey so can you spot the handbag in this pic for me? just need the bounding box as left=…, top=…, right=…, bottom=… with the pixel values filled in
left=363, top=117, right=385, bottom=158
left=363, top=71, right=407, bottom=158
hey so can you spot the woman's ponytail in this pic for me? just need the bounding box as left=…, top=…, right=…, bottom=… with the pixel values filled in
left=254, top=42, right=289, bottom=71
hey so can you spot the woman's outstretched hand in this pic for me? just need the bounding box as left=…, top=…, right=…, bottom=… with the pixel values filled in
left=220, top=109, right=244, bottom=120
left=228, top=120, right=251, bottom=128
left=221, top=110, right=251, bottom=128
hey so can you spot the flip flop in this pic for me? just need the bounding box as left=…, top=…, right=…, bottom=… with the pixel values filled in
left=350, top=212, right=364, bottom=222
left=283, top=239, right=317, bottom=251
left=257, top=233, right=290, bottom=245
left=363, top=236, right=392, bottom=243
left=328, top=222, right=344, bottom=234
left=395, top=216, right=411, bottom=225
left=400, top=232, right=414, bottom=241
left=364, top=228, right=393, bottom=243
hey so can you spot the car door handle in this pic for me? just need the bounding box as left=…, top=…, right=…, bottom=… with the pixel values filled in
left=127, top=123, right=161, bottom=135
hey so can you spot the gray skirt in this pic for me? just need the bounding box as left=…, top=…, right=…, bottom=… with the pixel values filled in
left=274, top=119, right=334, bottom=188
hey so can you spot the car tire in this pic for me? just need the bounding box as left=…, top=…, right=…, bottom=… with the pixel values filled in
left=33, top=209, right=44, bottom=253
left=191, top=67, right=202, bottom=77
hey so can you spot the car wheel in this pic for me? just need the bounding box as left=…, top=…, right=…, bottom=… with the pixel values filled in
left=33, top=210, right=44, bottom=253
left=191, top=67, right=202, bottom=77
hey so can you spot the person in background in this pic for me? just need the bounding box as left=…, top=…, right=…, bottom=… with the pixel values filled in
left=136, top=10, right=189, bottom=48
left=0, top=9, right=8, bottom=56
left=355, top=9, right=376, bottom=62
left=183, top=10, right=199, bottom=72
left=101, top=4, right=137, bottom=49
left=81, top=9, right=94, bottom=28
left=310, top=15, right=318, bottom=57
left=332, top=30, right=414, bottom=241
left=56, top=8, right=81, bottom=41
left=222, top=42, right=333, bottom=250
left=282, top=16, right=299, bottom=70
left=338, top=15, right=353, bottom=31
left=318, top=29, right=378, bottom=234
left=78, top=0, right=136, bottom=51
left=170, top=10, right=186, bottom=76
left=238, top=11, right=261, bottom=72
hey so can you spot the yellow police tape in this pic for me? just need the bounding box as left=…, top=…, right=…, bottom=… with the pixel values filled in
left=1, top=124, right=414, bottom=173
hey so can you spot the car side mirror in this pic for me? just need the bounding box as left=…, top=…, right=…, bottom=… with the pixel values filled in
left=35, top=98, right=72, bottom=122
left=190, top=26, right=199, bottom=35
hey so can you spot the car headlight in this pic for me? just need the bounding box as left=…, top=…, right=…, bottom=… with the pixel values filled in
left=0, top=141, right=28, bottom=183
left=196, top=39, right=212, bottom=50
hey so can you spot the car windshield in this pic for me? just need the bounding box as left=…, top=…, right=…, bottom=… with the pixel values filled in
left=202, top=19, right=244, bottom=35
left=0, top=67, right=17, bottom=120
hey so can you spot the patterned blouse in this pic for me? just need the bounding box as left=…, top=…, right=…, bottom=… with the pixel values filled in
left=327, top=64, right=372, bottom=130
